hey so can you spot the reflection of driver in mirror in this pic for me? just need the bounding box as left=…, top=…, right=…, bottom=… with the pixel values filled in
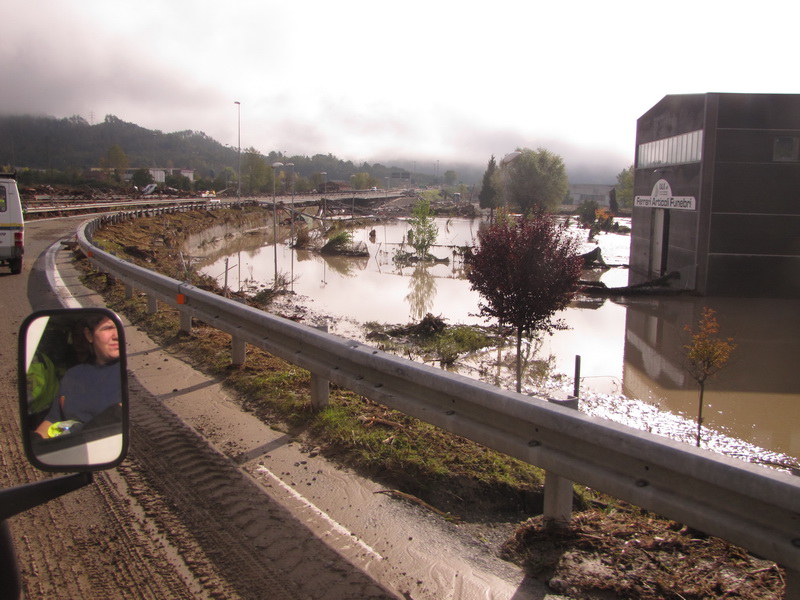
left=34, top=316, right=122, bottom=440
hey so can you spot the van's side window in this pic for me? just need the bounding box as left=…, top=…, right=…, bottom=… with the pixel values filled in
left=0, top=186, right=6, bottom=212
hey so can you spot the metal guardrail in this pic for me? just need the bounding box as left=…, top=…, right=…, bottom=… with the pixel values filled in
left=77, top=208, right=800, bottom=591
left=25, top=197, right=214, bottom=215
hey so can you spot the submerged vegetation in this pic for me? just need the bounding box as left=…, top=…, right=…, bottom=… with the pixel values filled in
left=365, top=313, right=498, bottom=367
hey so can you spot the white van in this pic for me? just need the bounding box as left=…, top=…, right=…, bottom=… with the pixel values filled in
left=0, top=173, right=24, bottom=274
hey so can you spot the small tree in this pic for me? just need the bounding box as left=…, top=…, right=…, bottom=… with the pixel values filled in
left=408, top=197, right=438, bottom=259
left=478, top=155, right=501, bottom=222
left=506, top=147, right=569, bottom=215
left=242, top=147, right=269, bottom=194
left=467, top=211, right=583, bottom=392
left=100, top=144, right=129, bottom=182
left=615, top=165, right=635, bottom=210
left=682, top=307, right=736, bottom=447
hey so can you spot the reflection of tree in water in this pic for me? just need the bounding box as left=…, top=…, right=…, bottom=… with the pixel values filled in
left=477, top=333, right=556, bottom=391
left=322, top=255, right=369, bottom=278
left=189, top=227, right=273, bottom=268
left=405, top=265, right=437, bottom=321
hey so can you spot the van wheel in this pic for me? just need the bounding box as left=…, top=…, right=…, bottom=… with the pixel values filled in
left=10, top=258, right=22, bottom=274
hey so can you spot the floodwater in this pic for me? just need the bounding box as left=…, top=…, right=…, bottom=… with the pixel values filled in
left=192, top=215, right=800, bottom=466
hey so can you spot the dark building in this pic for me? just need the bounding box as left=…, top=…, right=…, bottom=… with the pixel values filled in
left=629, top=93, right=800, bottom=298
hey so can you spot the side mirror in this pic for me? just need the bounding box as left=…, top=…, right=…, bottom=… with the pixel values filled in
left=17, top=308, right=129, bottom=472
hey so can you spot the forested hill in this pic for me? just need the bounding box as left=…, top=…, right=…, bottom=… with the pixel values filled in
left=0, top=114, right=235, bottom=174
left=0, top=114, right=422, bottom=184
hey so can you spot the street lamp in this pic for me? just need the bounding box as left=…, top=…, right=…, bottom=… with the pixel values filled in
left=320, top=172, right=327, bottom=222
left=234, top=101, right=241, bottom=198
left=285, top=162, right=295, bottom=246
left=272, top=161, right=284, bottom=285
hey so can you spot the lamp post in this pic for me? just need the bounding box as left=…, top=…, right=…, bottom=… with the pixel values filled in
left=285, top=162, right=295, bottom=246
left=320, top=172, right=327, bottom=222
left=272, top=161, right=284, bottom=286
left=234, top=101, right=241, bottom=198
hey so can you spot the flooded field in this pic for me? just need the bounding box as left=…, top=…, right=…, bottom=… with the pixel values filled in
left=193, top=215, right=800, bottom=467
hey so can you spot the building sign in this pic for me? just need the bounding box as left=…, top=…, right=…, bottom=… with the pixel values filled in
left=634, top=179, right=696, bottom=210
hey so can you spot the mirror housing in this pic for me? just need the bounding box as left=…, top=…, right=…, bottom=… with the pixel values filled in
left=17, top=308, right=129, bottom=472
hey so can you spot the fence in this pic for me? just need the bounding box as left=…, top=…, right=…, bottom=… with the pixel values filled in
left=77, top=206, right=800, bottom=597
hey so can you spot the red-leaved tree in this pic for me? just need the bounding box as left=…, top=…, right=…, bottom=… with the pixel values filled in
left=467, top=211, right=583, bottom=392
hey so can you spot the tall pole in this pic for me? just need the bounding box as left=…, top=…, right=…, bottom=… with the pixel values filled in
left=234, top=101, right=241, bottom=198
left=272, top=161, right=283, bottom=287
left=286, top=162, right=295, bottom=246
left=320, top=172, right=327, bottom=223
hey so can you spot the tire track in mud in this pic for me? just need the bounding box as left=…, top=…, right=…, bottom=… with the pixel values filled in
left=122, top=375, right=398, bottom=600
left=0, top=232, right=207, bottom=600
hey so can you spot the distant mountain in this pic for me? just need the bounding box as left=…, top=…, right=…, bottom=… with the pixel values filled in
left=0, top=114, right=616, bottom=186
left=0, top=114, right=237, bottom=177
left=0, top=114, right=441, bottom=185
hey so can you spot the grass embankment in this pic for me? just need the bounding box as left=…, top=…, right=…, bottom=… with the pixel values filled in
left=83, top=206, right=787, bottom=599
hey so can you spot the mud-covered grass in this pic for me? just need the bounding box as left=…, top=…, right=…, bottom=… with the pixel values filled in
left=81, top=207, right=787, bottom=599
left=365, top=314, right=501, bottom=366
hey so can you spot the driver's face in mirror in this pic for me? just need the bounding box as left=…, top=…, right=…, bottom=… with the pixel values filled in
left=21, top=309, right=128, bottom=469
left=84, top=317, right=120, bottom=365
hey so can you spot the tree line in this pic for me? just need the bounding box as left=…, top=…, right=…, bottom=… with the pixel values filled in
left=0, top=114, right=436, bottom=194
left=478, top=148, right=634, bottom=216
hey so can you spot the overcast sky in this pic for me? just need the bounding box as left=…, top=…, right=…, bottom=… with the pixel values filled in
left=3, top=1, right=797, bottom=182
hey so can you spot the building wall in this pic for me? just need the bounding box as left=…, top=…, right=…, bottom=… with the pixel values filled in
left=567, top=184, right=615, bottom=207
left=630, top=93, right=800, bottom=298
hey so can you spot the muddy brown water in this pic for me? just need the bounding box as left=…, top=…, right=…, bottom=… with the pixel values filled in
left=193, top=217, right=800, bottom=466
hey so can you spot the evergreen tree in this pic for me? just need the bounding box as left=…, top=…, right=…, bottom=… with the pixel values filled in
left=478, top=155, right=500, bottom=221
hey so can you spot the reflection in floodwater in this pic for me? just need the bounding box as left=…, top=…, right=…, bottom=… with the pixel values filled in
left=195, top=217, right=800, bottom=465
left=405, top=266, right=437, bottom=321
left=622, top=296, right=800, bottom=462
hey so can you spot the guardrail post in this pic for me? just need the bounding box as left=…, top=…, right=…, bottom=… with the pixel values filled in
left=179, top=311, right=192, bottom=334
left=231, top=336, right=246, bottom=366
left=124, top=284, right=134, bottom=300
left=308, top=322, right=330, bottom=409
left=543, top=394, right=580, bottom=527
left=310, top=373, right=330, bottom=409
left=146, top=294, right=158, bottom=315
